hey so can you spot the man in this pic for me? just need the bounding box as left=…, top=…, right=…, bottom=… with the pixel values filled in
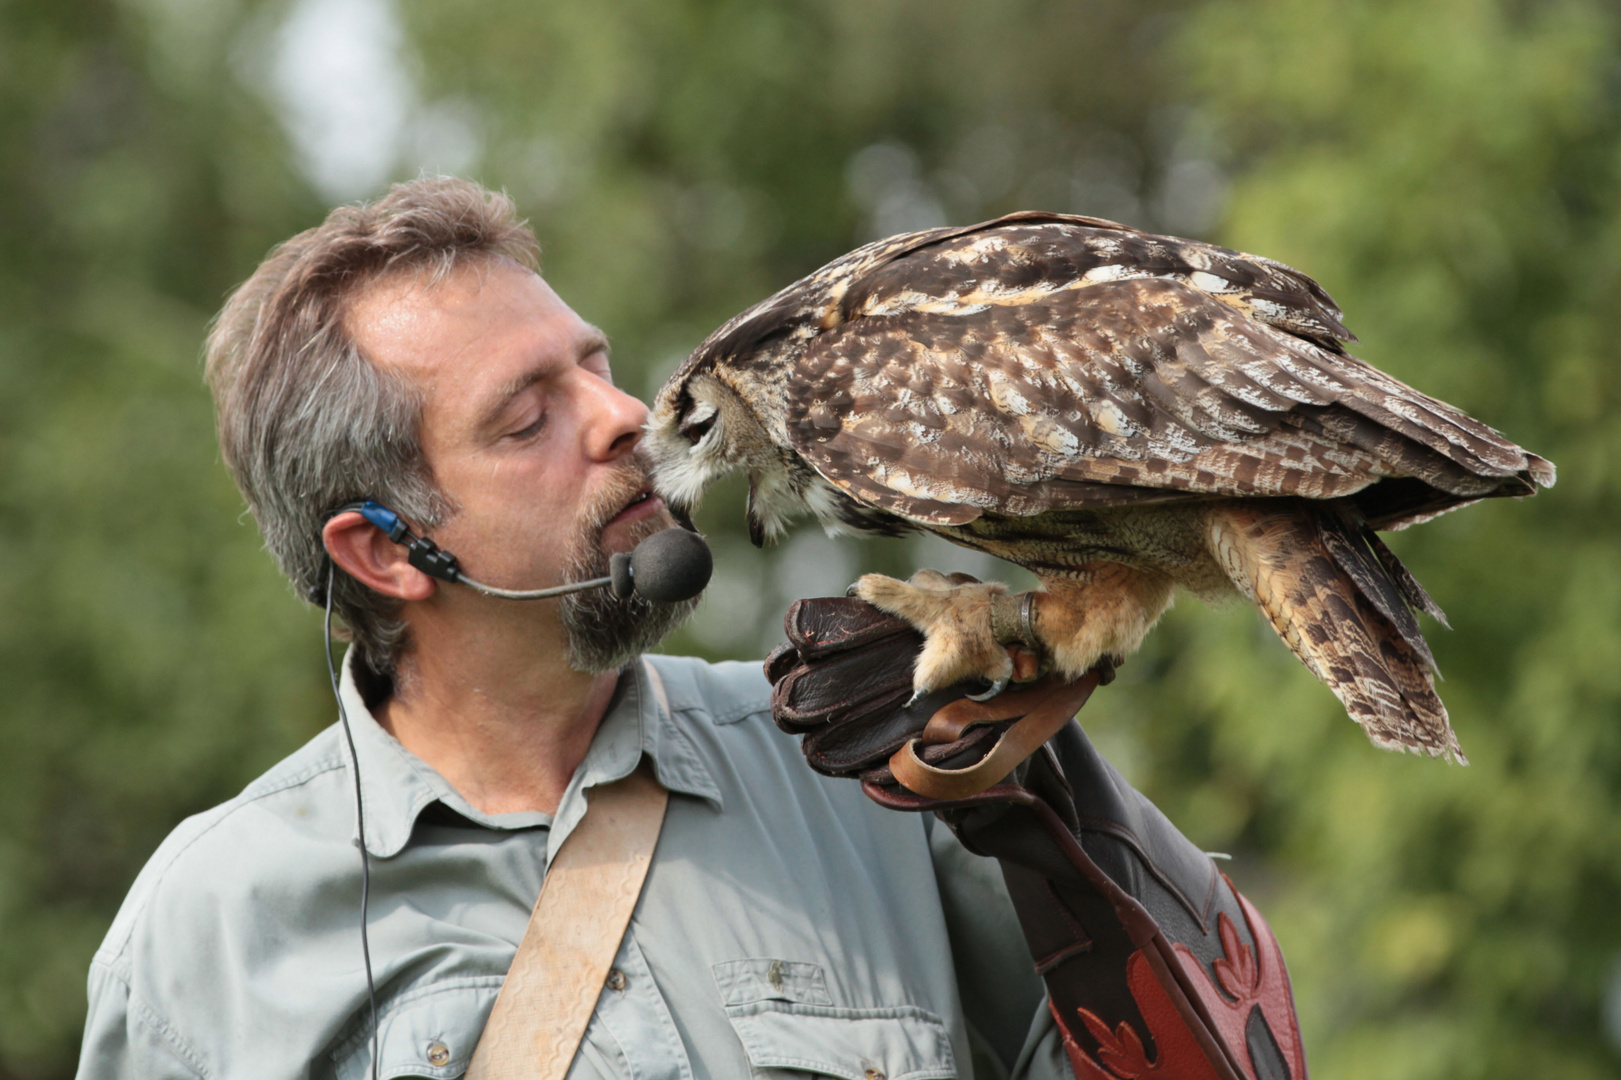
left=76, top=178, right=1065, bottom=1079
left=77, top=178, right=1301, bottom=1080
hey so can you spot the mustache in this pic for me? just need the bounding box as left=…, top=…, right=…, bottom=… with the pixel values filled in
left=579, top=457, right=655, bottom=538
left=564, top=453, right=666, bottom=584
left=557, top=451, right=697, bottom=673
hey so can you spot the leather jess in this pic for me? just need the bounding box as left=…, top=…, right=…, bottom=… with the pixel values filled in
left=766, top=596, right=1309, bottom=1080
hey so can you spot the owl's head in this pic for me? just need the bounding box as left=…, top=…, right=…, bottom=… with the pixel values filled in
left=645, top=369, right=795, bottom=543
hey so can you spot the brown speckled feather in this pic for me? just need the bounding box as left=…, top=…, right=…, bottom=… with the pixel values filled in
left=786, top=254, right=1547, bottom=528
left=1209, top=502, right=1460, bottom=760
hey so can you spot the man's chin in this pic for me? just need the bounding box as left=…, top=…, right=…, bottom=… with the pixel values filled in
left=560, top=584, right=698, bottom=675
left=561, top=491, right=695, bottom=674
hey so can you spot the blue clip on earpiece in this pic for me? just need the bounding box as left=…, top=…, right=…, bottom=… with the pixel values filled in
left=339, top=501, right=463, bottom=584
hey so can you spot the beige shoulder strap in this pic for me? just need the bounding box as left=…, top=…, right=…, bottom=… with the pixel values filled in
left=466, top=763, right=669, bottom=1080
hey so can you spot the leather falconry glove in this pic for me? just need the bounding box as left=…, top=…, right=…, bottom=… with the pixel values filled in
left=766, top=593, right=1309, bottom=1080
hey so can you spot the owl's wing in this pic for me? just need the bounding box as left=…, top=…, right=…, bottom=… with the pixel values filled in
left=787, top=274, right=1553, bottom=528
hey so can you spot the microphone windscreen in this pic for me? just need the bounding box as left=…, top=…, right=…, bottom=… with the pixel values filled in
left=609, top=552, right=634, bottom=599
left=628, top=528, right=713, bottom=603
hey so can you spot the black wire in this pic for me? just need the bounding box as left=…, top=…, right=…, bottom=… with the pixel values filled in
left=325, top=567, right=380, bottom=1080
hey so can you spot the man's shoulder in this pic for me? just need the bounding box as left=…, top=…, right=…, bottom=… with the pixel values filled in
left=94, top=725, right=351, bottom=968
left=641, top=653, right=814, bottom=791
left=644, top=652, right=773, bottom=726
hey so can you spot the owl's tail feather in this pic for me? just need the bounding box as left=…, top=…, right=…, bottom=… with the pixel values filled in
left=1206, top=501, right=1464, bottom=763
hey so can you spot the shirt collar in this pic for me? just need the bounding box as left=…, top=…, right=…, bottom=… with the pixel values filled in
left=337, top=652, right=722, bottom=859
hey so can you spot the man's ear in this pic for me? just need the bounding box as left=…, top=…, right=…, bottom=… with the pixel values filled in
left=322, top=512, right=438, bottom=601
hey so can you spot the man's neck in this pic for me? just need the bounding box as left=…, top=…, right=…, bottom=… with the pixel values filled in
left=376, top=613, right=623, bottom=816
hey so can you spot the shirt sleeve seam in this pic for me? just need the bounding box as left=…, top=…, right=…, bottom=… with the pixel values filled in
left=651, top=655, right=771, bottom=724
left=101, top=757, right=349, bottom=960
left=92, top=959, right=210, bottom=1080
left=679, top=700, right=772, bottom=726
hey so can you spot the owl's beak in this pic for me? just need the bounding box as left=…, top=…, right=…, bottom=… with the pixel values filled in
left=666, top=500, right=697, bottom=532
left=746, top=475, right=767, bottom=548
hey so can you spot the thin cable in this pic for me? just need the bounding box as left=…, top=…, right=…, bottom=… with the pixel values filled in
left=454, top=573, right=611, bottom=601
left=326, top=569, right=380, bottom=1080
left=342, top=500, right=620, bottom=601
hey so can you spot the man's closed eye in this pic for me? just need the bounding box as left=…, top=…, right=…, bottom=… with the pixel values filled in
left=507, top=412, right=548, bottom=441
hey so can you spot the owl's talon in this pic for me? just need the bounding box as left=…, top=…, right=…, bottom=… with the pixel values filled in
left=853, top=570, right=1020, bottom=700
left=905, top=688, right=927, bottom=709
left=966, top=676, right=1009, bottom=702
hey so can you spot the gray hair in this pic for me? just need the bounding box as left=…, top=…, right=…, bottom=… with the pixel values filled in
left=205, top=178, right=540, bottom=688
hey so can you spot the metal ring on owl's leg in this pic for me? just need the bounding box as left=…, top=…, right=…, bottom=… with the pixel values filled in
left=990, top=591, right=1044, bottom=653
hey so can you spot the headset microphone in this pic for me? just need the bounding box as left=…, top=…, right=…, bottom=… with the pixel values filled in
left=343, top=500, right=713, bottom=603
left=607, top=526, right=714, bottom=603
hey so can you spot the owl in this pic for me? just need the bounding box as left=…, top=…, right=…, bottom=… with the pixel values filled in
left=645, top=213, right=1554, bottom=761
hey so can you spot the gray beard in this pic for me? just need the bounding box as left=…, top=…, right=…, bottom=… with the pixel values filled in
left=559, top=576, right=697, bottom=674
left=556, top=466, right=698, bottom=673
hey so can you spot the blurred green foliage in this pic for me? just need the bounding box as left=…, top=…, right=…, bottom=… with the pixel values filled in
left=1112, top=3, right=1621, bottom=1077
left=0, top=0, right=1615, bottom=1076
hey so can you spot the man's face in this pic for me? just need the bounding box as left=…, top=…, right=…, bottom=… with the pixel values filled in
left=346, top=258, right=693, bottom=670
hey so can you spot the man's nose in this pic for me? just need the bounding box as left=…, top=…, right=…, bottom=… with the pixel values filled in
left=584, top=378, right=649, bottom=462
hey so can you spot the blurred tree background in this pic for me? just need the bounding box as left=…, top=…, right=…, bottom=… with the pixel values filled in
left=1, top=0, right=1617, bottom=1075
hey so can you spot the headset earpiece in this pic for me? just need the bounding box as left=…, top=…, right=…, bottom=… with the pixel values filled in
left=326, top=501, right=465, bottom=586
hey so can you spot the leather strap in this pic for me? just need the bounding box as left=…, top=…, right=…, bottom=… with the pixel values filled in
left=888, top=672, right=1101, bottom=799
left=465, top=762, right=669, bottom=1080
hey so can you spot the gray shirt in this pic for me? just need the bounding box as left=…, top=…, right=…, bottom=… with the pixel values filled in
left=77, top=654, right=1068, bottom=1080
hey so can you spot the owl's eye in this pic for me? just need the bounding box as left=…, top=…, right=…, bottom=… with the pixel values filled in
left=680, top=414, right=716, bottom=444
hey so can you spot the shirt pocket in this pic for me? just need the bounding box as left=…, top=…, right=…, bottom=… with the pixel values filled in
left=333, top=978, right=502, bottom=1080
left=712, top=959, right=958, bottom=1080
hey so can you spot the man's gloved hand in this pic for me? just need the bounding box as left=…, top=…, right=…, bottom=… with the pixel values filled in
left=766, top=593, right=1309, bottom=1080
left=765, top=594, right=950, bottom=776
left=765, top=585, right=1087, bottom=791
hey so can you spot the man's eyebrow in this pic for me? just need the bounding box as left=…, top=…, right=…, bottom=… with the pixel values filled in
left=477, top=330, right=613, bottom=431
left=578, top=328, right=610, bottom=363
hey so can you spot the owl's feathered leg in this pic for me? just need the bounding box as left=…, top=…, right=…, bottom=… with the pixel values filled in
left=1206, top=500, right=1463, bottom=761
left=1029, top=565, right=1177, bottom=679
left=854, top=565, right=1175, bottom=699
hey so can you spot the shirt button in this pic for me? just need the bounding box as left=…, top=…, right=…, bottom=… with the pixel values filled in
left=605, top=968, right=628, bottom=991
left=425, top=1041, right=451, bottom=1067
left=864, top=1070, right=886, bottom=1080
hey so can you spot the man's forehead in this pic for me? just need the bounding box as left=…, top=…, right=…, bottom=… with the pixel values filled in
left=344, top=260, right=595, bottom=380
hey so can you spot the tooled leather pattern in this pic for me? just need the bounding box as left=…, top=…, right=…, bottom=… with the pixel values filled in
left=1169, top=891, right=1307, bottom=1080
left=1058, top=895, right=1305, bottom=1080
left=868, top=779, right=1304, bottom=1080
left=1056, top=954, right=1225, bottom=1080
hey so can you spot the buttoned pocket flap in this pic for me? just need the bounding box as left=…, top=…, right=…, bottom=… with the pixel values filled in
left=723, top=1000, right=957, bottom=1080
left=334, top=980, right=501, bottom=1080
left=713, top=958, right=834, bottom=1005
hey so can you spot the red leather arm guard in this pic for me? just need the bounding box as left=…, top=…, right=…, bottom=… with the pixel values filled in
left=767, top=597, right=1309, bottom=1080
